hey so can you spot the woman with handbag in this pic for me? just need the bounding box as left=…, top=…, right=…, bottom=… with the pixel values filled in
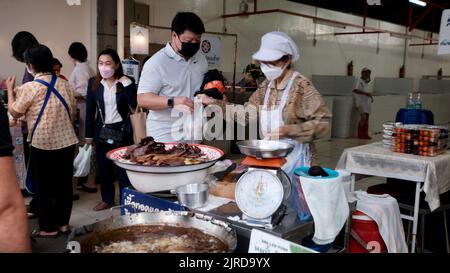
left=85, top=48, right=137, bottom=211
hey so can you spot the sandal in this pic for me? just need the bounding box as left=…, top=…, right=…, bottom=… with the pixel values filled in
left=31, top=230, right=60, bottom=239
left=59, top=229, right=72, bottom=235
left=59, top=225, right=71, bottom=235
left=27, top=212, right=38, bottom=219
left=93, top=202, right=114, bottom=211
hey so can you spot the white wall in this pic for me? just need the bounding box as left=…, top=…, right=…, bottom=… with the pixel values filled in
left=0, top=0, right=97, bottom=83
left=135, top=0, right=450, bottom=89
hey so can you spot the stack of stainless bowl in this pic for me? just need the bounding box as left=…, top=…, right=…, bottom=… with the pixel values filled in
left=383, top=121, right=402, bottom=149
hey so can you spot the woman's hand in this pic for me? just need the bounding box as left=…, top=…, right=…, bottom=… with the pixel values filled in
left=296, top=122, right=315, bottom=143
left=195, top=94, right=215, bottom=106
left=5, top=76, right=16, bottom=91
left=265, top=126, right=290, bottom=140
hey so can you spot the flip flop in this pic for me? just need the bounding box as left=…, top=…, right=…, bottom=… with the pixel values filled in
left=27, top=212, right=38, bottom=219
left=93, top=202, right=115, bottom=211
left=31, top=230, right=60, bottom=239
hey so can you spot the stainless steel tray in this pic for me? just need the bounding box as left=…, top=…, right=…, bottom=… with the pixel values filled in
left=237, top=140, right=294, bottom=159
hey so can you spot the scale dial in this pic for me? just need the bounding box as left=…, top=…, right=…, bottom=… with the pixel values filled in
left=235, top=169, right=284, bottom=220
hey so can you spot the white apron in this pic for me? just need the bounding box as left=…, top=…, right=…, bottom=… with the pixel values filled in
left=260, top=71, right=311, bottom=180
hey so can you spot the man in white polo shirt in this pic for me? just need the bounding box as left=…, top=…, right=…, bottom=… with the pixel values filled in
left=137, top=12, right=208, bottom=142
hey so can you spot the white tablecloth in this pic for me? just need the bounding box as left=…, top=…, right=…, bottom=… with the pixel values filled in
left=336, top=142, right=450, bottom=211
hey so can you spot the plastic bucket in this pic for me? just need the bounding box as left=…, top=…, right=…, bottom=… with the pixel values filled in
left=349, top=210, right=387, bottom=253
left=292, top=167, right=340, bottom=222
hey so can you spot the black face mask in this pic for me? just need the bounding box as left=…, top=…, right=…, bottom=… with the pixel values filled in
left=178, top=36, right=200, bottom=58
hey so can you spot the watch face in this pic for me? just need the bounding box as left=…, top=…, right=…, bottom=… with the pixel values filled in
left=168, top=98, right=174, bottom=108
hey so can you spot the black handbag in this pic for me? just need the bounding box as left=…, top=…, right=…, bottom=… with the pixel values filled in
left=96, top=100, right=128, bottom=146
left=99, top=124, right=125, bottom=146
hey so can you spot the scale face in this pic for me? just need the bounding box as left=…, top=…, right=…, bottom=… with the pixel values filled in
left=235, top=169, right=284, bottom=221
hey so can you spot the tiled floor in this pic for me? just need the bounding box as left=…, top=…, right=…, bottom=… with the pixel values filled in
left=28, top=136, right=385, bottom=252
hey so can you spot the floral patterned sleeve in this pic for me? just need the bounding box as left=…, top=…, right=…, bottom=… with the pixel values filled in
left=285, top=76, right=332, bottom=142
left=12, top=85, right=34, bottom=114
left=214, top=83, right=266, bottom=125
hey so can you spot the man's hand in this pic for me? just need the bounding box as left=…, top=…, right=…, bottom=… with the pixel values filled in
left=195, top=94, right=215, bottom=106
left=85, top=138, right=94, bottom=145
left=5, top=76, right=16, bottom=91
left=369, top=94, right=374, bottom=103
left=174, top=96, right=194, bottom=112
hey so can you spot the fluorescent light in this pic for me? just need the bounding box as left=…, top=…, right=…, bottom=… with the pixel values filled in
left=313, top=19, right=346, bottom=29
left=409, top=0, right=427, bottom=7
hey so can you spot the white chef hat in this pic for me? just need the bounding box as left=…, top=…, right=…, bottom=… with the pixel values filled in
left=252, top=31, right=300, bottom=62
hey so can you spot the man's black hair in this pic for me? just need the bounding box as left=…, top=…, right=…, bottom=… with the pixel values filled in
left=23, top=44, right=54, bottom=74
left=68, top=42, right=88, bottom=62
left=11, top=31, right=39, bottom=62
left=171, top=12, right=205, bottom=36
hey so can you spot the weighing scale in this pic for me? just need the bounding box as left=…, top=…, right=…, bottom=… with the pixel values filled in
left=235, top=140, right=294, bottom=229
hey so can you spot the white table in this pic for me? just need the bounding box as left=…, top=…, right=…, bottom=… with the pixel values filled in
left=336, top=142, right=450, bottom=253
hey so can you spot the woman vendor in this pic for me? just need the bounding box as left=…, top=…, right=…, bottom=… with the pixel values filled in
left=197, top=31, right=332, bottom=177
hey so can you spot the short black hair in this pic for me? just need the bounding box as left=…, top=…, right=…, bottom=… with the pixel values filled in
left=171, top=12, right=205, bottom=36
left=11, top=31, right=39, bottom=62
left=52, top=58, right=62, bottom=67
left=68, top=42, right=88, bottom=62
left=23, top=44, right=54, bottom=74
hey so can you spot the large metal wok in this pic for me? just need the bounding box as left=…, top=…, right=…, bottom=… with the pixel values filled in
left=237, top=140, right=294, bottom=159
left=67, top=211, right=237, bottom=253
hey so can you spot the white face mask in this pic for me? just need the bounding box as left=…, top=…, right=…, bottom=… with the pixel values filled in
left=260, top=63, right=285, bottom=81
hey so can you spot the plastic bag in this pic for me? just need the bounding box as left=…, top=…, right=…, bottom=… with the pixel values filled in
left=184, top=97, right=204, bottom=143
left=73, top=144, right=92, bottom=177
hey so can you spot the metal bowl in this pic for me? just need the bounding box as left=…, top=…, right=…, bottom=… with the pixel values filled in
left=237, top=140, right=295, bottom=159
left=172, top=183, right=209, bottom=209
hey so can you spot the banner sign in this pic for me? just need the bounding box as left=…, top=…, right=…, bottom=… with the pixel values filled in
left=438, top=9, right=450, bottom=55
left=201, top=35, right=222, bottom=68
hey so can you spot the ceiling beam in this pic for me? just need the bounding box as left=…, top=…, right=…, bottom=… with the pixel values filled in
left=409, top=5, right=433, bottom=32
left=222, top=9, right=438, bottom=42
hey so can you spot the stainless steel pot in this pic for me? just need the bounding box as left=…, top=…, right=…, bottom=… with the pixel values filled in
left=171, top=183, right=209, bottom=209
left=67, top=211, right=237, bottom=253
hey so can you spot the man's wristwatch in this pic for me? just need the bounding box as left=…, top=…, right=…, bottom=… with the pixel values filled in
left=167, top=97, right=175, bottom=109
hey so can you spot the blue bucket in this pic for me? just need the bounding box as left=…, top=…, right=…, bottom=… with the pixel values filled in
left=294, top=167, right=339, bottom=179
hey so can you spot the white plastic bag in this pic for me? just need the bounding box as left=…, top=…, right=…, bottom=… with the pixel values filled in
left=184, top=97, right=205, bottom=143
left=73, top=144, right=92, bottom=177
